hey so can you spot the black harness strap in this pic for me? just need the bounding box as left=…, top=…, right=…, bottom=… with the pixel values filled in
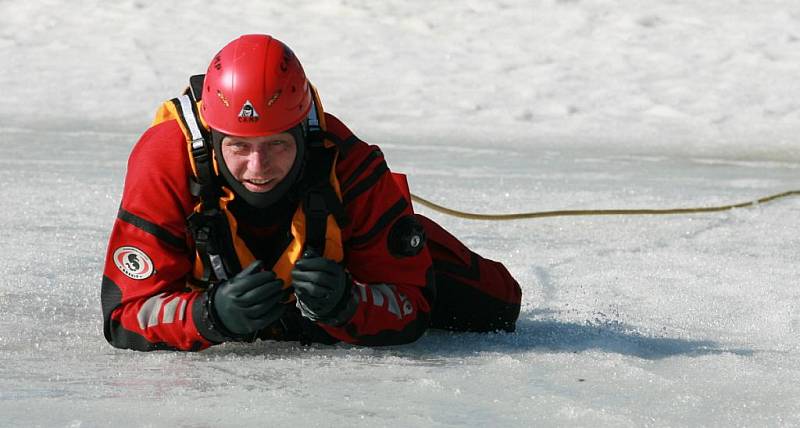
left=189, top=74, right=204, bottom=102
left=172, top=82, right=242, bottom=284
left=303, top=190, right=327, bottom=258
left=300, top=130, right=348, bottom=258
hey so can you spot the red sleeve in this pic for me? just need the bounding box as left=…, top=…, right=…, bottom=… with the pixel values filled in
left=101, top=120, right=212, bottom=351
left=318, top=115, right=435, bottom=345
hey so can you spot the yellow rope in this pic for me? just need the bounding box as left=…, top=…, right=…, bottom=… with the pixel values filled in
left=410, top=190, right=800, bottom=221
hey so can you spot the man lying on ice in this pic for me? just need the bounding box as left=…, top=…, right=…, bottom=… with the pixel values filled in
left=101, top=34, right=521, bottom=351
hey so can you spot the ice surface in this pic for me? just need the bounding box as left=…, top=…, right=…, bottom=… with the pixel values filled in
left=1, top=1, right=800, bottom=426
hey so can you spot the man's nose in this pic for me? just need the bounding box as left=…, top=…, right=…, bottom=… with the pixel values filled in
left=248, top=150, right=270, bottom=169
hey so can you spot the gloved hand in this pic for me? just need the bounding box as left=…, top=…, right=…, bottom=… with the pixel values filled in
left=208, top=260, right=290, bottom=339
left=291, top=254, right=358, bottom=326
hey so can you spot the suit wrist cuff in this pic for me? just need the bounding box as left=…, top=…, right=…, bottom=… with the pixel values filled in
left=193, top=289, right=255, bottom=343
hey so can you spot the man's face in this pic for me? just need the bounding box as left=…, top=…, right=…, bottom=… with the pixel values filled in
left=220, top=132, right=297, bottom=193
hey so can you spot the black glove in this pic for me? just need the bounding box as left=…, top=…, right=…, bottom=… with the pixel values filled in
left=291, top=254, right=358, bottom=326
left=207, top=260, right=290, bottom=340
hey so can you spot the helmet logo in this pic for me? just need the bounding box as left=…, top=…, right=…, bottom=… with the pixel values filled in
left=238, top=100, right=260, bottom=122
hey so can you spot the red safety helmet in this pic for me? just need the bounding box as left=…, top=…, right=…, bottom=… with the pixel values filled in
left=201, top=34, right=312, bottom=137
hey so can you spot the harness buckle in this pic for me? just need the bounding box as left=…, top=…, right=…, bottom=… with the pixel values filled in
left=191, top=139, right=210, bottom=164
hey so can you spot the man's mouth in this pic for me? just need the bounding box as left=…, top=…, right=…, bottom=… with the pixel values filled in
left=242, top=177, right=277, bottom=192
left=246, top=178, right=274, bottom=185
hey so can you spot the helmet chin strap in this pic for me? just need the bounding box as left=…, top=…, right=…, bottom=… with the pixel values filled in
left=211, top=125, right=306, bottom=209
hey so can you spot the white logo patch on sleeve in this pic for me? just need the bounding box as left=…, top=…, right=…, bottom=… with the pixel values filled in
left=113, top=246, right=155, bottom=280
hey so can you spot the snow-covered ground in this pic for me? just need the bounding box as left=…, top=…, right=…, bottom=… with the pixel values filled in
left=2, top=1, right=800, bottom=426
